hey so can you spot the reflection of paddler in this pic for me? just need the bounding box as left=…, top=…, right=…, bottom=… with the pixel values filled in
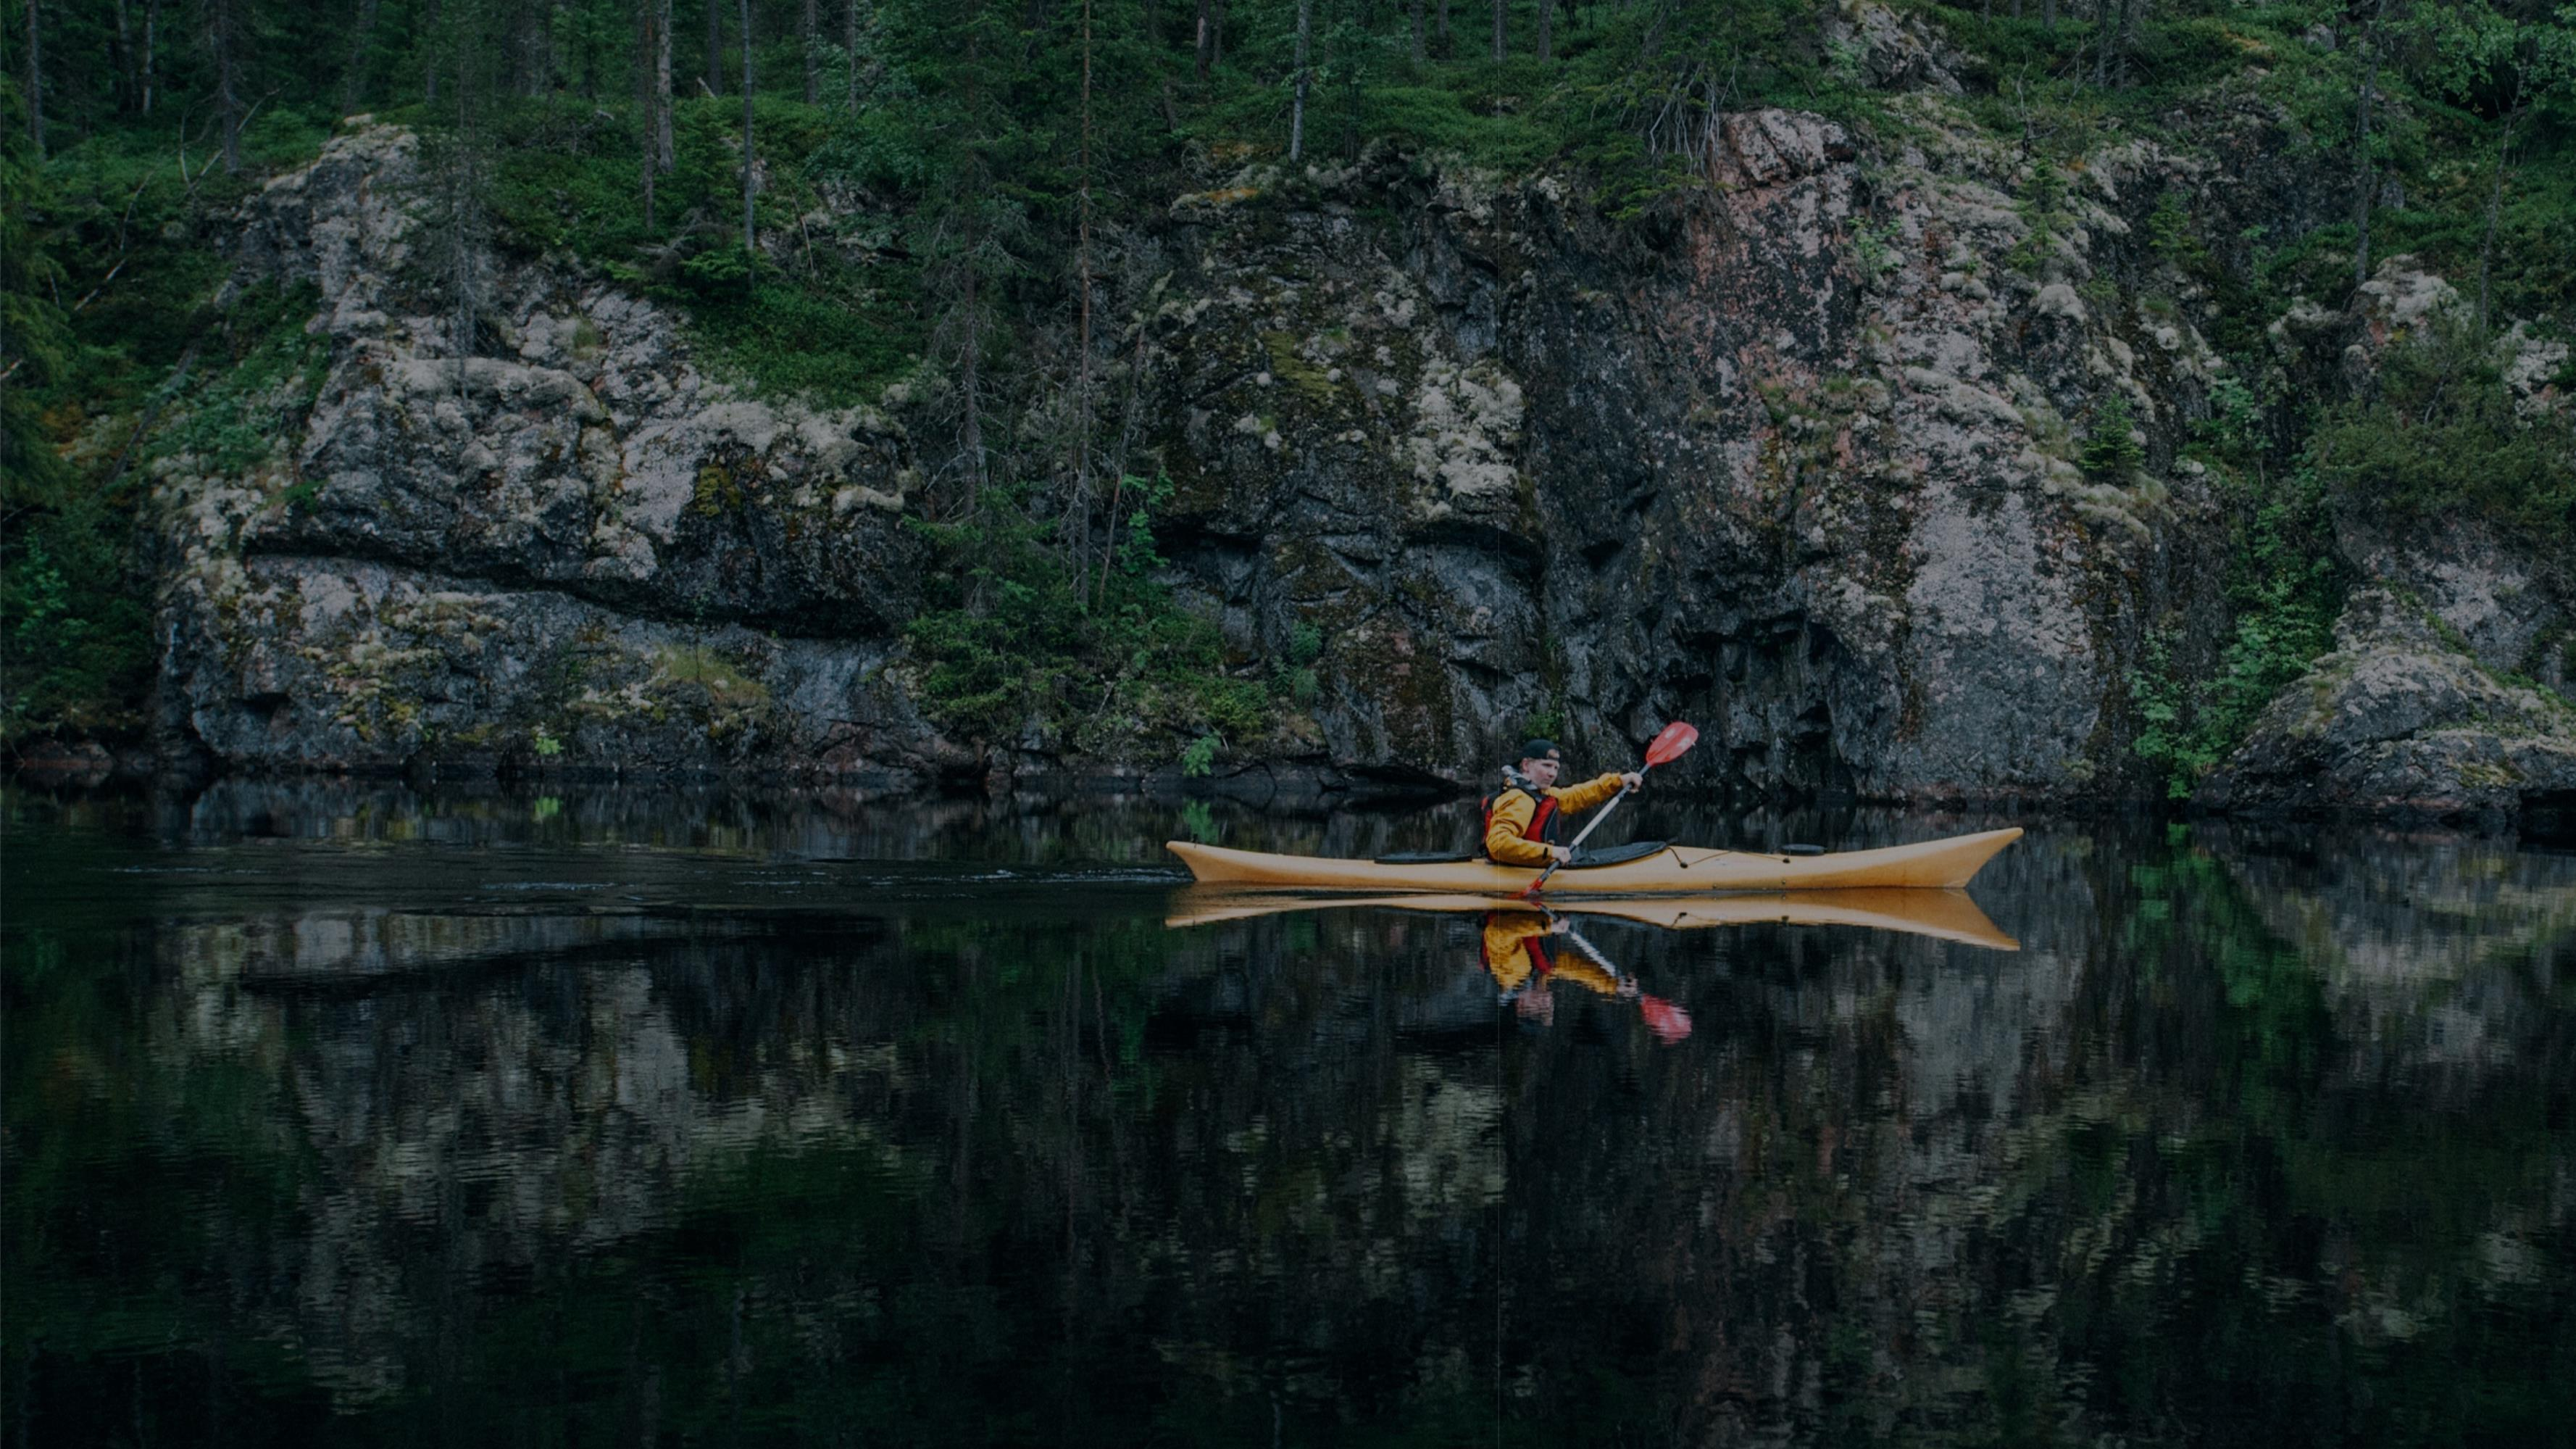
left=1481, top=909, right=1692, bottom=1042
left=1481, top=910, right=1627, bottom=998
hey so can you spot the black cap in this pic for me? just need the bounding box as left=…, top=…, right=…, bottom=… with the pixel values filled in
left=1517, top=739, right=1561, bottom=762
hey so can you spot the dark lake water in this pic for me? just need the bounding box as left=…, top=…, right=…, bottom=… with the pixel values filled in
left=6, top=783, right=2573, bottom=1445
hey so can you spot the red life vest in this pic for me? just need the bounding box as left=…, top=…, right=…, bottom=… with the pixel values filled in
left=1481, top=787, right=1559, bottom=858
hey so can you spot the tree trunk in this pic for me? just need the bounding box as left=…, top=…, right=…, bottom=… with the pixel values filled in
left=446, top=70, right=485, bottom=388
left=958, top=28, right=985, bottom=518
left=844, top=0, right=859, bottom=107
left=2116, top=0, right=2140, bottom=86
left=141, top=0, right=157, bottom=113
left=960, top=207, right=983, bottom=515
left=2093, top=0, right=2109, bottom=87
left=706, top=0, right=722, bottom=96
left=343, top=0, right=380, bottom=112
left=425, top=0, right=441, bottom=99
left=214, top=0, right=241, bottom=172
left=2476, top=103, right=2517, bottom=331
left=2351, top=0, right=2387, bottom=286
left=656, top=0, right=675, bottom=165
left=2042, top=0, right=2054, bottom=33
left=1209, top=0, right=1222, bottom=66
left=739, top=0, right=756, bottom=260
left=1075, top=0, right=1094, bottom=582
left=1193, top=0, right=1210, bottom=78
left=1408, top=0, right=1421, bottom=62
left=114, top=0, right=133, bottom=114
left=1535, top=0, right=1550, bottom=61
left=23, top=0, right=43, bottom=158
left=1435, top=0, right=1448, bottom=55
left=640, top=0, right=659, bottom=226
left=1491, top=0, right=1504, bottom=62
left=1340, top=36, right=1358, bottom=157
left=801, top=0, right=817, bottom=101
left=545, top=6, right=560, bottom=94
left=1288, top=0, right=1310, bottom=159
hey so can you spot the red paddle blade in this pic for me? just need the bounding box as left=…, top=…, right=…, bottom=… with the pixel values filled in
left=1639, top=995, right=1693, bottom=1044
left=1642, top=721, right=1700, bottom=768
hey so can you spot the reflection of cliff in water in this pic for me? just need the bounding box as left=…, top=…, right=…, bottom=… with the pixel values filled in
left=2201, top=823, right=2576, bottom=1083
left=9, top=800, right=2572, bottom=1442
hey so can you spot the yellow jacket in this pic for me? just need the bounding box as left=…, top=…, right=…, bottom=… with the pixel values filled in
left=1480, top=913, right=1622, bottom=995
left=1483, top=773, right=1627, bottom=867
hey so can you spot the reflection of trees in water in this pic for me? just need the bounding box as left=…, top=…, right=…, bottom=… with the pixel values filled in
left=7, top=824, right=2573, bottom=1443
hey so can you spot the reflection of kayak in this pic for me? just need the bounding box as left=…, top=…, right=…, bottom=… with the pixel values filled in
left=1166, top=887, right=2018, bottom=950
left=1166, top=827, right=2022, bottom=895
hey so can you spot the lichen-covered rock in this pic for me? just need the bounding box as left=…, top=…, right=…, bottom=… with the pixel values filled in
left=154, top=123, right=951, bottom=782
left=2196, top=587, right=2576, bottom=823
left=1143, top=101, right=2247, bottom=801
left=2337, top=520, right=2575, bottom=696
left=1822, top=0, right=1967, bottom=96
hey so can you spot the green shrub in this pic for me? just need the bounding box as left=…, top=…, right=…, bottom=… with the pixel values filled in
left=0, top=503, right=156, bottom=744
left=2312, top=323, right=2576, bottom=559
left=2082, top=394, right=2148, bottom=477
left=482, top=94, right=924, bottom=407
left=902, top=476, right=1289, bottom=759
left=2130, top=467, right=2343, bottom=798
left=157, top=282, right=331, bottom=474
left=2147, top=191, right=2209, bottom=274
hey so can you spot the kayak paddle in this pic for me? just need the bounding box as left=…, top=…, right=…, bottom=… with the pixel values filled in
left=1520, top=721, right=1700, bottom=899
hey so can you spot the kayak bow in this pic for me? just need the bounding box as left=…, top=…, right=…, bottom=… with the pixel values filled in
left=1164, top=826, right=2022, bottom=895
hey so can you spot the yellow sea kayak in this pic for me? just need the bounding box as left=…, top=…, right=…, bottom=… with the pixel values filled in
left=1164, top=826, right=2023, bottom=894
left=1167, top=887, right=2019, bottom=950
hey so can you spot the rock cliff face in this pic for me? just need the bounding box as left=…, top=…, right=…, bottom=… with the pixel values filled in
left=154, top=126, right=955, bottom=786
left=2198, top=573, right=2576, bottom=826
left=146, top=84, right=2570, bottom=817
left=1147, top=104, right=2238, bottom=801
left=2191, top=265, right=2575, bottom=828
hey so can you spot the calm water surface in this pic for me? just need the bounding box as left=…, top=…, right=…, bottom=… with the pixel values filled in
left=5, top=783, right=2572, bottom=1445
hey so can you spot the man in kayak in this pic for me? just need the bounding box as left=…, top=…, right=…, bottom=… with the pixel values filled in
left=1483, top=739, right=1642, bottom=867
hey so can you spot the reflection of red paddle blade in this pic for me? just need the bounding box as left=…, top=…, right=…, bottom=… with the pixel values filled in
left=1639, top=995, right=1692, bottom=1043
left=1642, top=721, right=1699, bottom=768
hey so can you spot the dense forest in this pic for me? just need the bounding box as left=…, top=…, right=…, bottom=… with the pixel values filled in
left=3, top=0, right=2572, bottom=797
